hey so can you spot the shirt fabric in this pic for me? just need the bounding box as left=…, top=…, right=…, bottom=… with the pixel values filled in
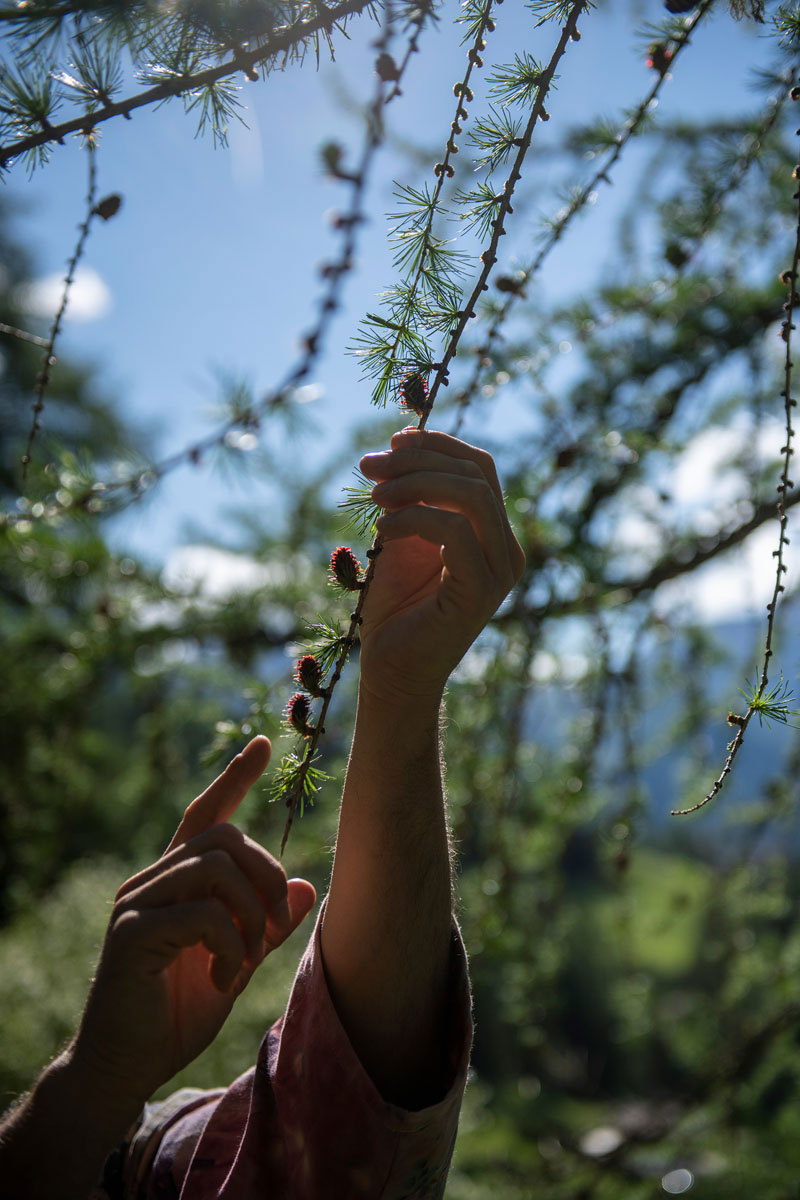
left=96, top=902, right=472, bottom=1200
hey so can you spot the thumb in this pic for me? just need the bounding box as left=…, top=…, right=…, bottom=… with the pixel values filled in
left=264, top=878, right=317, bottom=953
left=166, top=736, right=272, bottom=852
left=287, top=878, right=317, bottom=927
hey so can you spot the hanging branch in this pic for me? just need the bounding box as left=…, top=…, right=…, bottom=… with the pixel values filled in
left=0, top=323, right=50, bottom=348
left=277, top=0, right=591, bottom=853
left=492, top=487, right=800, bottom=627
left=417, top=0, right=588, bottom=425
left=0, top=0, right=375, bottom=169
left=1, top=2, right=433, bottom=527
left=449, top=0, right=715, bottom=434
left=21, top=140, right=98, bottom=480
left=506, top=71, right=793, bottom=407
left=351, top=0, right=501, bottom=408
left=672, top=85, right=800, bottom=815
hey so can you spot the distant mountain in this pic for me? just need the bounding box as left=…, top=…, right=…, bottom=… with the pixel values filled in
left=523, top=600, right=800, bottom=836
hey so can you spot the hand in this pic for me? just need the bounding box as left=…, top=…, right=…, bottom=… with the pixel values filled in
left=71, top=737, right=316, bottom=1107
left=358, top=429, right=525, bottom=705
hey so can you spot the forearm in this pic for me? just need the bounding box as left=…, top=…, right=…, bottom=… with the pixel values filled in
left=0, top=1048, right=142, bottom=1200
left=321, top=683, right=453, bottom=1109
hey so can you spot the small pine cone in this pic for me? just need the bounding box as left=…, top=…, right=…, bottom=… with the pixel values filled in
left=664, top=241, right=690, bottom=268
left=646, top=42, right=673, bottom=73
left=93, top=194, right=122, bottom=221
left=495, top=273, right=525, bottom=295
left=399, top=371, right=430, bottom=417
left=286, top=692, right=314, bottom=736
left=330, top=545, right=364, bottom=590
left=321, top=141, right=344, bottom=173
left=375, top=52, right=400, bottom=82
left=296, top=653, right=325, bottom=697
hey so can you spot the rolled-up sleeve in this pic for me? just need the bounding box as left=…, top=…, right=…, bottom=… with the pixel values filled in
left=108, top=899, right=472, bottom=1200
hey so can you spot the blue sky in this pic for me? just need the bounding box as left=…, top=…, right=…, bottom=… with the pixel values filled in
left=5, top=1, right=781, bottom=580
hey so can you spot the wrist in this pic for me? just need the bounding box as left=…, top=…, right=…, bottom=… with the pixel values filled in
left=357, top=680, right=444, bottom=728
left=62, top=1038, right=151, bottom=1123
left=0, top=1050, right=144, bottom=1200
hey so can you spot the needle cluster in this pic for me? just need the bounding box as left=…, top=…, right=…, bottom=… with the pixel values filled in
left=3, top=0, right=434, bottom=518
left=0, top=0, right=377, bottom=169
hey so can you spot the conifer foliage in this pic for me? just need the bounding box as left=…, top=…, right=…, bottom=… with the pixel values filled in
left=5, top=3, right=800, bottom=1194
left=2, top=0, right=799, bottom=839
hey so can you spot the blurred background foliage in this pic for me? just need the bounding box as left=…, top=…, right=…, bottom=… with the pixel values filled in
left=3, top=2, right=800, bottom=1197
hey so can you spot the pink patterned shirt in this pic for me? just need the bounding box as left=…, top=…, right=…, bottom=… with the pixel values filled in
left=96, top=904, right=472, bottom=1200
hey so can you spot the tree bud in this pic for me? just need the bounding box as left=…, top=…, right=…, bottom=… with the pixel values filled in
left=330, top=545, right=364, bottom=590
left=399, top=371, right=431, bottom=416
left=296, top=654, right=325, bottom=697
left=93, top=194, right=122, bottom=221
left=375, top=52, right=400, bottom=82
left=286, top=693, right=314, bottom=736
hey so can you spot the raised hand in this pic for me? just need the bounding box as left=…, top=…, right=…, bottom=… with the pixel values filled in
left=358, top=428, right=525, bottom=704
left=71, top=737, right=316, bottom=1107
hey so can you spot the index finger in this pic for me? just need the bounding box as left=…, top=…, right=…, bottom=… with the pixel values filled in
left=388, top=428, right=505, bottom=505
left=166, top=736, right=271, bottom=853
left=382, top=429, right=525, bottom=580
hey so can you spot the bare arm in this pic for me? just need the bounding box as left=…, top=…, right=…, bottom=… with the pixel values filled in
left=321, top=428, right=524, bottom=1109
left=323, top=689, right=451, bottom=1108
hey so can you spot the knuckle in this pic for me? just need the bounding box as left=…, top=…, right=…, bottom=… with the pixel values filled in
left=208, top=821, right=242, bottom=843
left=109, top=907, right=140, bottom=943
left=114, top=880, right=133, bottom=903
left=204, top=895, right=232, bottom=925
left=470, top=474, right=492, bottom=499
left=192, top=822, right=243, bottom=855
left=203, top=846, right=234, bottom=875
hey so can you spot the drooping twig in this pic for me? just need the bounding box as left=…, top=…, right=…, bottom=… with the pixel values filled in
left=450, top=0, right=715, bottom=434
left=199, top=0, right=428, bottom=851
left=279, top=0, right=591, bottom=852
left=0, top=0, right=375, bottom=170
left=493, top=487, right=800, bottom=627
left=419, top=0, right=589, bottom=426
left=362, top=0, right=500, bottom=405
left=21, top=140, right=97, bottom=480
left=2, top=2, right=433, bottom=527
left=672, top=83, right=800, bottom=815
left=487, top=73, right=793, bottom=420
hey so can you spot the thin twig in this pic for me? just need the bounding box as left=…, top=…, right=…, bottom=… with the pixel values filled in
left=450, top=0, right=716, bottom=435
left=421, top=0, right=589, bottom=426
left=3, top=3, right=430, bottom=526
left=0, top=0, right=375, bottom=169
left=380, top=0, right=499, bottom=379
left=493, top=488, right=800, bottom=627
left=276, top=0, right=433, bottom=852
left=280, top=1, right=591, bottom=851
left=21, top=141, right=97, bottom=480
left=672, top=88, right=800, bottom=815
left=0, top=322, right=50, bottom=348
